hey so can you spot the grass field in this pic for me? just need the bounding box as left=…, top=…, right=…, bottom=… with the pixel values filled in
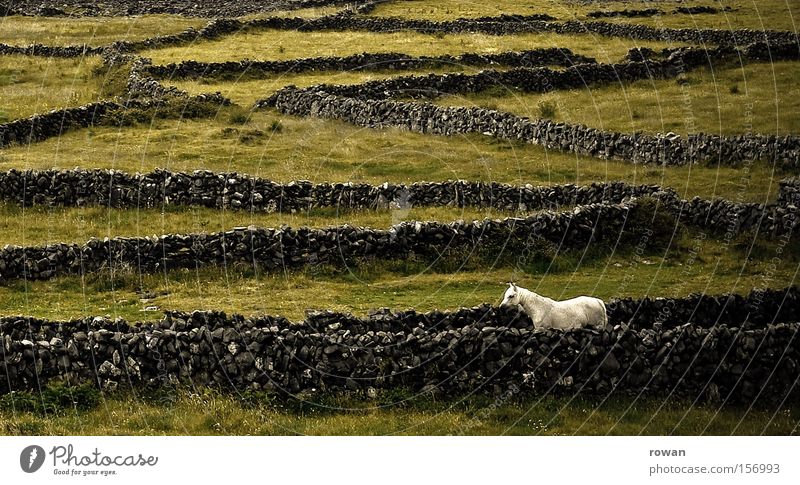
left=2, top=229, right=797, bottom=321
left=370, top=0, right=800, bottom=31
left=0, top=15, right=207, bottom=47
left=436, top=61, right=800, bottom=135
left=0, top=203, right=518, bottom=246
left=1, top=387, right=797, bottom=435
left=0, top=55, right=104, bottom=121
left=0, top=107, right=783, bottom=203
left=142, top=29, right=682, bottom=66
left=1, top=1, right=799, bottom=436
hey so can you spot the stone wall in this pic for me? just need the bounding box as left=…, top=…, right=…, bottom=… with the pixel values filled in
left=2, top=0, right=363, bottom=17
left=0, top=55, right=230, bottom=149
left=145, top=48, right=597, bottom=80
left=0, top=169, right=669, bottom=211
left=588, top=9, right=663, bottom=18
left=259, top=43, right=794, bottom=102
left=0, top=102, right=120, bottom=148
left=2, top=10, right=795, bottom=60
left=264, top=87, right=800, bottom=169
left=1, top=289, right=798, bottom=402
left=0, top=43, right=102, bottom=57
left=259, top=47, right=749, bottom=105
left=91, top=13, right=800, bottom=56
left=0, top=193, right=796, bottom=282
left=1, top=168, right=797, bottom=235
left=778, top=178, right=800, bottom=207
left=0, top=202, right=632, bottom=282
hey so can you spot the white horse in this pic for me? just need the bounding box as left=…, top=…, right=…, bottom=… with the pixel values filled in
left=500, top=283, right=608, bottom=330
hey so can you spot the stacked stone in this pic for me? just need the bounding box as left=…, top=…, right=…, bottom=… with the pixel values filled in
left=0, top=203, right=631, bottom=282
left=273, top=56, right=710, bottom=101
left=265, top=87, right=800, bottom=169
left=607, top=286, right=800, bottom=329
left=0, top=43, right=102, bottom=57
left=588, top=9, right=663, bottom=18
left=2, top=0, right=362, bottom=18
left=145, top=48, right=596, bottom=80
left=1, top=298, right=797, bottom=403
left=0, top=169, right=673, bottom=212
left=778, top=179, right=800, bottom=207
left=0, top=102, right=120, bottom=148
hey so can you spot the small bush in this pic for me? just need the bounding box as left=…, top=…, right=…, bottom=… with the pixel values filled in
left=238, top=129, right=265, bottom=144
left=228, top=107, right=250, bottom=125
left=99, top=97, right=224, bottom=127
left=624, top=196, right=679, bottom=249
left=729, top=84, right=740, bottom=94
left=537, top=100, right=557, bottom=119
left=95, top=62, right=131, bottom=98
left=269, top=119, right=283, bottom=133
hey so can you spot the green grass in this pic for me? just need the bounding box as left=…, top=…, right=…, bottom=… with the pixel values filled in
left=0, top=15, right=208, bottom=47
left=142, top=29, right=683, bottom=66
left=240, top=5, right=346, bottom=20
left=0, top=106, right=783, bottom=203
left=436, top=61, right=800, bottom=135
left=1, top=230, right=797, bottom=321
left=370, top=0, right=800, bottom=31
left=1, top=387, right=797, bottom=435
left=0, top=55, right=105, bottom=120
left=0, top=203, right=524, bottom=246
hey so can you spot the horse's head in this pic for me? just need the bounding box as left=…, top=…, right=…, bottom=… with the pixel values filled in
left=500, top=282, right=522, bottom=308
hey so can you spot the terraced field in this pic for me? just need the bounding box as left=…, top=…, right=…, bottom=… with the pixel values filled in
left=0, top=0, right=798, bottom=436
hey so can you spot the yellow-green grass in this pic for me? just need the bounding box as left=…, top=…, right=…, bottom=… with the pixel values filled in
left=240, top=5, right=347, bottom=20
left=1, top=232, right=796, bottom=321
left=0, top=15, right=207, bottom=47
left=0, top=203, right=523, bottom=246
left=168, top=67, right=483, bottom=106
left=0, top=55, right=105, bottom=121
left=1, top=389, right=797, bottom=435
left=0, top=107, right=783, bottom=203
left=436, top=61, right=800, bottom=136
left=370, top=0, right=800, bottom=31
left=596, top=1, right=800, bottom=32
left=141, top=29, right=683, bottom=66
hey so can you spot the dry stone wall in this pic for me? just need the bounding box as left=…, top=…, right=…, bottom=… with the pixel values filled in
left=2, top=0, right=363, bottom=17
left=264, top=87, right=800, bottom=169
left=778, top=178, right=800, bottom=207
left=0, top=193, right=795, bottom=283
left=0, top=102, right=120, bottom=148
left=0, top=202, right=631, bottom=282
left=0, top=169, right=671, bottom=211
left=0, top=169, right=796, bottom=242
left=145, top=48, right=596, bottom=80
left=0, top=43, right=102, bottom=57
left=1, top=291, right=798, bottom=402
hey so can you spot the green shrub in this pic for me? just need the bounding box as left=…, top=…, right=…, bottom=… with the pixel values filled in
left=228, top=107, right=250, bottom=125
left=94, top=62, right=131, bottom=98
left=537, top=100, right=557, bottom=119
left=624, top=196, right=679, bottom=249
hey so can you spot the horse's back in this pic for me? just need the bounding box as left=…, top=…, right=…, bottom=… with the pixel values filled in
left=557, top=295, right=607, bottom=327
